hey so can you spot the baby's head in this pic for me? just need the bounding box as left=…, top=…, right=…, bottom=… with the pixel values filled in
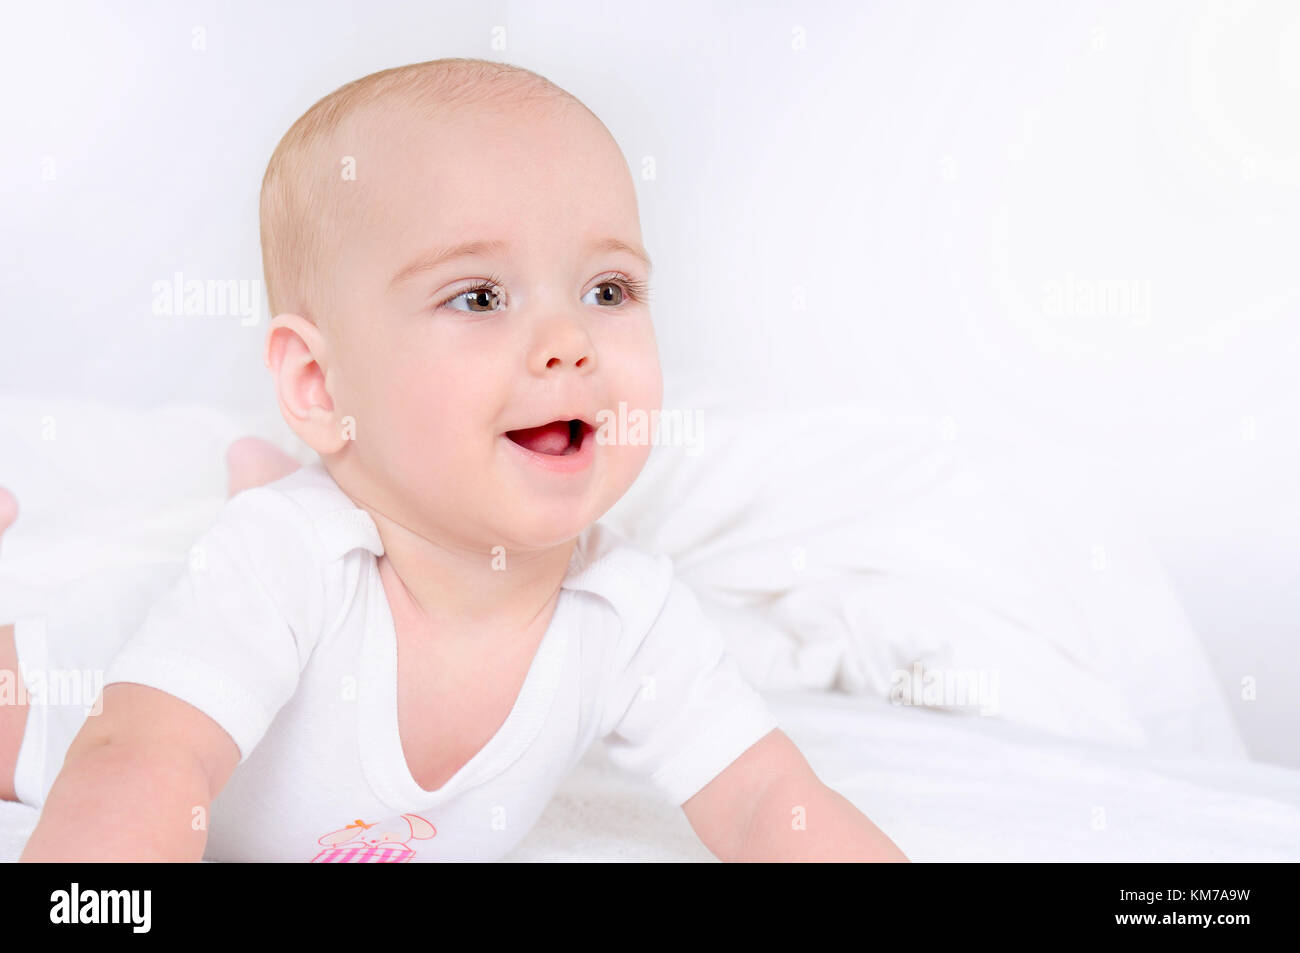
left=259, top=59, right=661, bottom=554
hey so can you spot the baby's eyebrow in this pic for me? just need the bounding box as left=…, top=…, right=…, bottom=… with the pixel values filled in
left=389, top=239, right=507, bottom=289
left=589, top=237, right=653, bottom=276
left=388, top=236, right=653, bottom=290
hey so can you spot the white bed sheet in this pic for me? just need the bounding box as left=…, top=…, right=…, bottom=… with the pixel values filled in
left=501, top=690, right=1300, bottom=862
left=3, top=688, right=1296, bottom=862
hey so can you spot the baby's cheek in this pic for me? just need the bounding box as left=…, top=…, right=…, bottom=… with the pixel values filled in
left=382, top=417, right=484, bottom=527
left=606, top=325, right=663, bottom=414
left=356, top=375, right=445, bottom=478
left=618, top=434, right=654, bottom=482
left=604, top=364, right=663, bottom=493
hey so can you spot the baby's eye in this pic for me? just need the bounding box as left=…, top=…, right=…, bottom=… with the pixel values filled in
left=582, top=281, right=626, bottom=307
left=443, top=284, right=503, bottom=313
left=437, top=274, right=646, bottom=313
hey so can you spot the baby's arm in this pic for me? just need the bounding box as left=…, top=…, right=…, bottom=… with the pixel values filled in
left=19, top=437, right=300, bottom=862
left=19, top=682, right=239, bottom=862
left=599, top=562, right=909, bottom=863
left=682, top=728, right=909, bottom=862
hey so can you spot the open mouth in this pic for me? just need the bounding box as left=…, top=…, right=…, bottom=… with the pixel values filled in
left=504, top=419, right=592, bottom=456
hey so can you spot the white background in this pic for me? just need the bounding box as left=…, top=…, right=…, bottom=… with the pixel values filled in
left=1, top=0, right=1296, bottom=763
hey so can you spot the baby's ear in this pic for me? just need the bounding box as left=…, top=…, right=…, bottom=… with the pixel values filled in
left=265, top=313, right=349, bottom=455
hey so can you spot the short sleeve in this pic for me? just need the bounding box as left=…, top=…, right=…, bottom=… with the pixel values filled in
left=598, top=576, right=779, bottom=806
left=101, top=486, right=326, bottom=764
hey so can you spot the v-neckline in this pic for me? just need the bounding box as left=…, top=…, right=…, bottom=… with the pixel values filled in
left=358, top=555, right=571, bottom=813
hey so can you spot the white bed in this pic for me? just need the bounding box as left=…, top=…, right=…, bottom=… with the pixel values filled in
left=3, top=687, right=1296, bottom=863
left=2, top=396, right=1297, bottom=862
left=503, top=688, right=1300, bottom=862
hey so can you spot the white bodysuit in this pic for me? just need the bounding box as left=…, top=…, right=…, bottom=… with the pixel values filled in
left=11, top=463, right=779, bottom=862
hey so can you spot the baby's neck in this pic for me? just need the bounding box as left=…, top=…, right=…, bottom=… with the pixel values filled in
left=371, top=512, right=577, bottom=641
left=322, top=460, right=579, bottom=638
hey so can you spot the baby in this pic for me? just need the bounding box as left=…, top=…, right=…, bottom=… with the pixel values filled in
left=0, top=58, right=906, bottom=862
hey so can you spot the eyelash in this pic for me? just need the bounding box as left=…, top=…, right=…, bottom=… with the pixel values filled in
left=435, top=272, right=651, bottom=312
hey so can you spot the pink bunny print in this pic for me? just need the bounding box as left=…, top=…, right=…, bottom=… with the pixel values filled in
left=311, top=814, right=437, bottom=863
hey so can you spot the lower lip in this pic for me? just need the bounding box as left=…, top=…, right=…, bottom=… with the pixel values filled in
left=502, top=426, right=595, bottom=474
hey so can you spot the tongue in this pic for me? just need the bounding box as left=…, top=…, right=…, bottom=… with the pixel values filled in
left=507, top=420, right=572, bottom=455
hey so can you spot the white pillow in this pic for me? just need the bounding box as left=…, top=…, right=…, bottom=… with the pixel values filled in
left=601, top=399, right=1247, bottom=759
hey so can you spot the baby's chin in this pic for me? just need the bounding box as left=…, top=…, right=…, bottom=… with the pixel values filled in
left=376, top=437, right=640, bottom=551
left=486, top=494, right=609, bottom=553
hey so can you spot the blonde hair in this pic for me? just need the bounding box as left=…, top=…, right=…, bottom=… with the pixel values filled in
left=258, top=58, right=586, bottom=326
